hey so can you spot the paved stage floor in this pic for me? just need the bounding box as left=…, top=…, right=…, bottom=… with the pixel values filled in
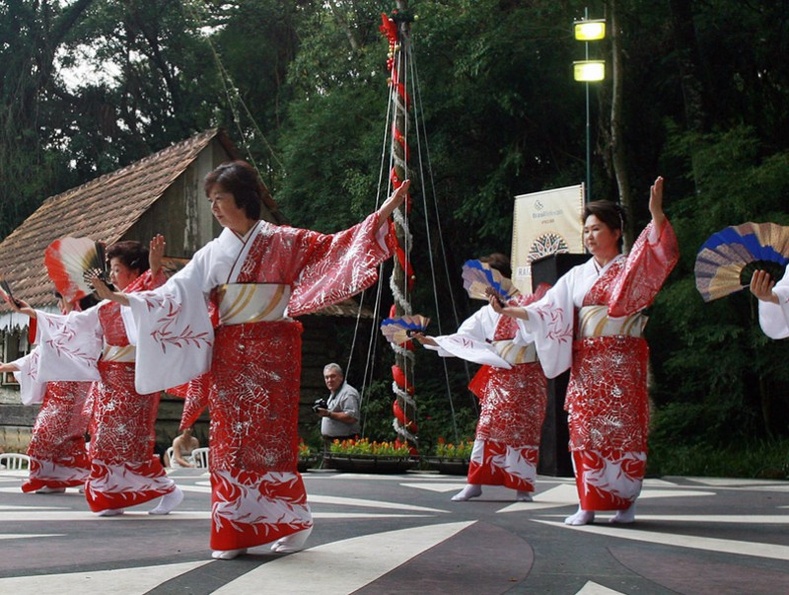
left=0, top=468, right=787, bottom=594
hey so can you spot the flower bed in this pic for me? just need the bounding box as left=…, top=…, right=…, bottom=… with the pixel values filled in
left=424, top=439, right=474, bottom=475
left=324, top=438, right=417, bottom=474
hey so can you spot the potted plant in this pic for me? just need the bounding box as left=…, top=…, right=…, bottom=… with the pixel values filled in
left=424, top=438, right=475, bottom=475
left=297, top=440, right=320, bottom=472
left=324, top=437, right=417, bottom=473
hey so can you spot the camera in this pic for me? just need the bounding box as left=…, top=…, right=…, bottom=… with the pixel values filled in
left=312, top=398, right=329, bottom=413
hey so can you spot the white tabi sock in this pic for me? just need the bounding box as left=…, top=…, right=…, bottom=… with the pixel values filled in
left=149, top=485, right=184, bottom=515
left=610, top=503, right=636, bottom=524
left=271, top=526, right=313, bottom=553
left=564, top=506, right=595, bottom=526
left=451, top=484, right=482, bottom=502
left=212, top=548, right=247, bottom=560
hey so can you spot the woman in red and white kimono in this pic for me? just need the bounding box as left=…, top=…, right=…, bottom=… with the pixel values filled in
left=493, top=177, right=679, bottom=525
left=12, top=237, right=182, bottom=516
left=414, top=254, right=549, bottom=502
left=0, top=347, right=91, bottom=494
left=92, top=161, right=409, bottom=559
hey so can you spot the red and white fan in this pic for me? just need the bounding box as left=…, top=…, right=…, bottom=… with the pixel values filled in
left=44, top=236, right=107, bottom=303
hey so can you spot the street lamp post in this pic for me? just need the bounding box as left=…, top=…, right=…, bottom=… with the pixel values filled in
left=573, top=13, right=606, bottom=203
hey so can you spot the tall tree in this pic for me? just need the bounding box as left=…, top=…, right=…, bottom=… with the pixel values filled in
left=0, top=0, right=94, bottom=237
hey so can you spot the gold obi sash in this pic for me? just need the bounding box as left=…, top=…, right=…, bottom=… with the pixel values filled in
left=492, top=339, right=539, bottom=365
left=577, top=305, right=648, bottom=339
left=102, top=344, right=136, bottom=363
left=216, top=283, right=291, bottom=326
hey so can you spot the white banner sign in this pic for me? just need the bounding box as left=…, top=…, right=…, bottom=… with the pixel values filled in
left=511, top=184, right=585, bottom=294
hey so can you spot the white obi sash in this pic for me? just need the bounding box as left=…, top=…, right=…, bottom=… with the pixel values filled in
left=102, top=345, right=136, bottom=363
left=216, top=283, right=291, bottom=325
left=492, top=340, right=539, bottom=364
left=577, top=305, right=648, bottom=339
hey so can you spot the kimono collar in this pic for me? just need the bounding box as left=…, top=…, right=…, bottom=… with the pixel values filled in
left=592, top=253, right=625, bottom=276
left=217, top=220, right=261, bottom=250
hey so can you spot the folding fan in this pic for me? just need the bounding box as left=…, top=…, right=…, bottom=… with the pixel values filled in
left=44, top=236, right=107, bottom=303
left=380, top=314, right=430, bottom=346
left=694, top=222, right=789, bottom=302
left=462, top=259, right=520, bottom=302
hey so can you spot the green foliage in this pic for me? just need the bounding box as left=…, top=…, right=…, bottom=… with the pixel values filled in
left=649, top=434, right=789, bottom=480
left=650, top=125, right=789, bottom=445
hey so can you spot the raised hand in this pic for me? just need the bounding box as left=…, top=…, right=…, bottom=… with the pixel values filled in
left=750, top=269, right=779, bottom=304
left=149, top=234, right=166, bottom=276
left=376, top=180, right=411, bottom=229
left=649, top=176, right=666, bottom=231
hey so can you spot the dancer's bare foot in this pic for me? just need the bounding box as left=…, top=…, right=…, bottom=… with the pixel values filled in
left=271, top=527, right=313, bottom=553
left=97, top=508, right=125, bottom=517
left=515, top=491, right=533, bottom=502
left=451, top=484, right=482, bottom=502
left=564, top=507, right=595, bottom=526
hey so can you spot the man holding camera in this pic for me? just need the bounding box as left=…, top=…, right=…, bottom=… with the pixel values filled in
left=316, top=363, right=361, bottom=451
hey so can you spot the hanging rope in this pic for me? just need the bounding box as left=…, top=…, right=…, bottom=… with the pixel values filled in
left=182, top=1, right=283, bottom=176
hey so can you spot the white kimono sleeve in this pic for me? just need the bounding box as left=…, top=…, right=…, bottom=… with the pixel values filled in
left=517, top=269, right=578, bottom=379
left=427, top=305, right=512, bottom=368
left=126, top=262, right=214, bottom=394
left=34, top=309, right=103, bottom=383
left=10, top=349, right=46, bottom=405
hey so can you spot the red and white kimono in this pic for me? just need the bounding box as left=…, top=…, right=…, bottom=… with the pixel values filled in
left=516, top=221, right=678, bottom=511
left=123, top=214, right=393, bottom=551
left=33, top=270, right=176, bottom=512
left=428, top=294, right=547, bottom=492
left=11, top=350, right=91, bottom=492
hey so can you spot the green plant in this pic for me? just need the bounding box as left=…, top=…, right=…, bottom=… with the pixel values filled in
left=329, top=437, right=411, bottom=457
left=434, top=438, right=475, bottom=459
left=298, top=440, right=313, bottom=457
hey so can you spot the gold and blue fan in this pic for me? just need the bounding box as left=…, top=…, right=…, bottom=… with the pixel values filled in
left=380, top=314, right=430, bottom=346
left=694, top=222, right=789, bottom=302
left=461, top=259, right=520, bottom=302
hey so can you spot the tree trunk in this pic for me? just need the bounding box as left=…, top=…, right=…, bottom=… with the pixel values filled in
left=606, top=0, right=634, bottom=249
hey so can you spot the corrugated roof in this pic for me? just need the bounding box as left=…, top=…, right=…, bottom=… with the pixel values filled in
left=0, top=128, right=234, bottom=310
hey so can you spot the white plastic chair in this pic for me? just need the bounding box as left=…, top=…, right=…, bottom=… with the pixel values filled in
left=0, top=453, right=30, bottom=470
left=191, top=447, right=209, bottom=469
left=165, top=446, right=175, bottom=468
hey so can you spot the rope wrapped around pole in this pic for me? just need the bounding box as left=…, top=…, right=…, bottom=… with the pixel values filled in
left=379, top=5, right=417, bottom=450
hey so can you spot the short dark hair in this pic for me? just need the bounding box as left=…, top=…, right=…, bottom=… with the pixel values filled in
left=105, top=240, right=149, bottom=275
left=479, top=252, right=512, bottom=280
left=583, top=200, right=627, bottom=251
left=204, top=160, right=266, bottom=221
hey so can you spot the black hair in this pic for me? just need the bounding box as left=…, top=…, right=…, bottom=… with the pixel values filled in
left=105, top=240, right=150, bottom=275
left=204, top=161, right=266, bottom=221
left=583, top=200, right=627, bottom=251
left=479, top=252, right=512, bottom=280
